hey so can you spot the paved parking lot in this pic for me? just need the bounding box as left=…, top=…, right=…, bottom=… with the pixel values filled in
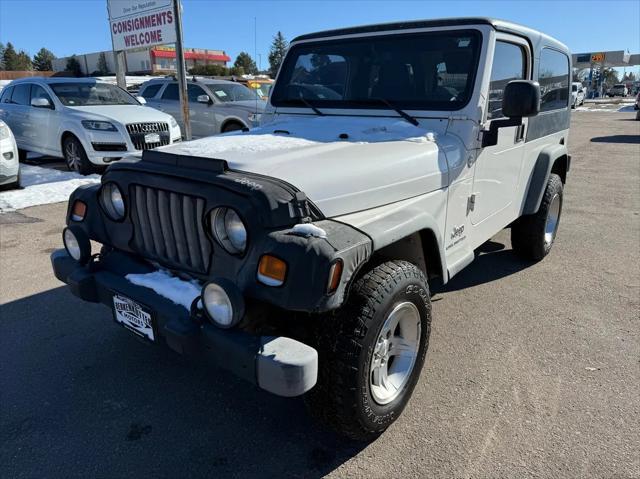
left=1, top=111, right=639, bottom=478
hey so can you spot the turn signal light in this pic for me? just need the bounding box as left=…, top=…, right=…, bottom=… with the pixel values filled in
left=257, top=255, right=287, bottom=287
left=327, top=259, right=343, bottom=294
left=71, top=200, right=87, bottom=222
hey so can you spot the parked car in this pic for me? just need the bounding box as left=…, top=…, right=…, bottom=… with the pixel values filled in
left=571, top=82, right=585, bottom=107
left=608, top=83, right=628, bottom=97
left=0, top=120, right=20, bottom=189
left=0, top=77, right=182, bottom=175
left=138, top=78, right=266, bottom=138
left=52, top=17, right=572, bottom=440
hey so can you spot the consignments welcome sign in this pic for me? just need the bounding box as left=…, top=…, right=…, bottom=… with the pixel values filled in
left=107, top=0, right=176, bottom=50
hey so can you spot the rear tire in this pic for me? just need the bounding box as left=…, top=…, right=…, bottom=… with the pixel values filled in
left=63, top=136, right=94, bottom=175
left=511, top=173, right=563, bottom=261
left=305, top=260, right=431, bottom=441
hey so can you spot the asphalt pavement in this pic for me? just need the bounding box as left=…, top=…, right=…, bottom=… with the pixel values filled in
left=1, top=111, right=639, bottom=478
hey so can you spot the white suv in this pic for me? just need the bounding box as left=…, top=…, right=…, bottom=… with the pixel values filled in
left=0, top=77, right=182, bottom=174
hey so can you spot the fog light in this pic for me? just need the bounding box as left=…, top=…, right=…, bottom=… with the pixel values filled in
left=257, top=255, right=287, bottom=287
left=63, top=226, right=91, bottom=264
left=71, top=200, right=87, bottom=222
left=201, top=279, right=244, bottom=328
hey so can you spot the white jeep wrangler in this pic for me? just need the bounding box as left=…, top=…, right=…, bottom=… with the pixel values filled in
left=52, top=17, right=571, bottom=440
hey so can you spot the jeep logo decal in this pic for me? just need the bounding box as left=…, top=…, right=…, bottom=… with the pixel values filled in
left=234, top=177, right=263, bottom=191
left=451, top=225, right=465, bottom=240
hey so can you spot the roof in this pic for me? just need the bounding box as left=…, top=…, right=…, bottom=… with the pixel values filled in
left=292, top=17, right=568, bottom=52
left=7, top=77, right=117, bottom=85
left=144, top=77, right=237, bottom=85
left=150, top=49, right=230, bottom=62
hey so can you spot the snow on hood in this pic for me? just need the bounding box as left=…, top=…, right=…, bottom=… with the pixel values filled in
left=67, top=105, right=174, bottom=125
left=160, top=116, right=445, bottom=217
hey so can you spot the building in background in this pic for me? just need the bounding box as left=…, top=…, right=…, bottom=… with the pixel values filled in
left=52, top=46, right=230, bottom=75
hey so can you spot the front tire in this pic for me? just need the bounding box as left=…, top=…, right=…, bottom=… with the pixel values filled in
left=305, top=260, right=431, bottom=441
left=511, top=173, right=563, bottom=261
left=63, top=136, right=94, bottom=175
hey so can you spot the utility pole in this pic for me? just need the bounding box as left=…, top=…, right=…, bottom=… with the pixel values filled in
left=114, top=51, right=126, bottom=89
left=173, top=0, right=191, bottom=140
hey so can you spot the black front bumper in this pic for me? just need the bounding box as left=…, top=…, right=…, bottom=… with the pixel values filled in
left=51, top=249, right=317, bottom=397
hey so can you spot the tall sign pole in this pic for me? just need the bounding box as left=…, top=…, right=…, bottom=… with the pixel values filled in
left=173, top=0, right=191, bottom=140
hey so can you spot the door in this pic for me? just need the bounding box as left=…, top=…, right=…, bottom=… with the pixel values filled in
left=186, top=83, right=216, bottom=138
left=25, top=84, right=55, bottom=153
left=5, top=83, right=32, bottom=148
left=471, top=36, right=530, bottom=225
left=158, top=82, right=182, bottom=127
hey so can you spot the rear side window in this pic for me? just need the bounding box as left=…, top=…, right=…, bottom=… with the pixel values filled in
left=538, top=48, right=569, bottom=112
left=11, top=84, right=31, bottom=105
left=161, top=83, right=179, bottom=100
left=487, top=41, right=526, bottom=119
left=141, top=83, right=162, bottom=99
left=0, top=86, right=13, bottom=103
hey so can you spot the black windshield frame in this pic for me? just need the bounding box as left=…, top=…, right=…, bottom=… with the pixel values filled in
left=272, top=29, right=482, bottom=112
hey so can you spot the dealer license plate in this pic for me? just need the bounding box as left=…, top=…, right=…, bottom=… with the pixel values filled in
left=144, top=133, right=161, bottom=144
left=113, top=294, right=155, bottom=341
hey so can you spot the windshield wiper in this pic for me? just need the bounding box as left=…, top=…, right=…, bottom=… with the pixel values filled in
left=291, top=96, right=325, bottom=116
left=372, top=98, right=419, bottom=126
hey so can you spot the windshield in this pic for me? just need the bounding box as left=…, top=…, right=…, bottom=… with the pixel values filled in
left=271, top=30, right=481, bottom=111
left=208, top=83, right=258, bottom=102
left=50, top=82, right=139, bottom=106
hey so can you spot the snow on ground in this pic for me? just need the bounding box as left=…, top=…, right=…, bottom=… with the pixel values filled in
left=162, top=116, right=435, bottom=158
left=575, top=104, right=636, bottom=112
left=0, top=165, right=100, bottom=212
left=126, top=270, right=201, bottom=310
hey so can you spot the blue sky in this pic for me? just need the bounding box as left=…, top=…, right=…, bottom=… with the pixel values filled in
left=1, top=0, right=639, bottom=74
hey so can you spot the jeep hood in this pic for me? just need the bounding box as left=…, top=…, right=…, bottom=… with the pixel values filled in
left=159, top=116, right=447, bottom=217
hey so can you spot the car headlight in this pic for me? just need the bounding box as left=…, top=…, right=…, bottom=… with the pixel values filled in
left=0, top=123, right=10, bottom=140
left=201, top=279, right=245, bottom=328
left=169, top=116, right=178, bottom=128
left=82, top=120, right=117, bottom=132
left=248, top=112, right=262, bottom=123
left=210, top=207, right=247, bottom=254
left=100, top=183, right=126, bottom=220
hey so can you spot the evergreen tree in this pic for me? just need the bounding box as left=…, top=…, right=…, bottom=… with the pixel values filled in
left=0, top=43, right=5, bottom=70
left=66, top=55, right=83, bottom=77
left=2, top=42, right=18, bottom=70
left=233, top=52, right=257, bottom=75
left=97, top=52, right=109, bottom=75
left=33, top=47, right=55, bottom=71
left=268, top=31, right=288, bottom=78
left=16, top=51, right=32, bottom=70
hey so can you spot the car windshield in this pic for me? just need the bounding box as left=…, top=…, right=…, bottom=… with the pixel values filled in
left=208, top=83, right=258, bottom=102
left=271, top=30, right=481, bottom=111
left=50, top=82, right=139, bottom=106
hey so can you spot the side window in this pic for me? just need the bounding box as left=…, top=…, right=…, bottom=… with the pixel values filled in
left=161, top=83, right=179, bottom=100
left=141, top=83, right=162, bottom=99
left=487, top=41, right=526, bottom=119
left=30, top=84, right=53, bottom=107
left=11, top=84, right=31, bottom=106
left=538, top=48, right=569, bottom=112
left=187, top=84, right=207, bottom=102
left=0, top=86, right=14, bottom=103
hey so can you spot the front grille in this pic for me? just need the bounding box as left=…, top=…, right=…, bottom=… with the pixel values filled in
left=126, top=122, right=170, bottom=150
left=130, top=185, right=212, bottom=273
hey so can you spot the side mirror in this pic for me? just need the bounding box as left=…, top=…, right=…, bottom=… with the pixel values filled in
left=482, top=80, right=540, bottom=148
left=136, top=96, right=147, bottom=105
left=197, top=94, right=212, bottom=104
left=31, top=97, right=52, bottom=109
left=502, top=80, right=540, bottom=118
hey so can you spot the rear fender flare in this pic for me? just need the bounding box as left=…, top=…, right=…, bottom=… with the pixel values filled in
left=521, top=144, right=568, bottom=215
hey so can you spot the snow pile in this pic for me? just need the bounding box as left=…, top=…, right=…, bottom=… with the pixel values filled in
left=291, top=223, right=327, bottom=238
left=161, top=116, right=435, bottom=158
left=126, top=270, right=201, bottom=311
left=0, top=165, right=100, bottom=212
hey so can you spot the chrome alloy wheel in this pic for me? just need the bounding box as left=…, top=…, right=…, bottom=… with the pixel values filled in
left=544, top=193, right=561, bottom=246
left=369, top=301, right=421, bottom=405
left=65, top=140, right=81, bottom=171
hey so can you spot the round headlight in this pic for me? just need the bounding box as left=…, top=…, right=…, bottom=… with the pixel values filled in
left=100, top=183, right=126, bottom=220
left=211, top=207, right=247, bottom=254
left=63, top=226, right=91, bottom=264
left=202, top=282, right=234, bottom=327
